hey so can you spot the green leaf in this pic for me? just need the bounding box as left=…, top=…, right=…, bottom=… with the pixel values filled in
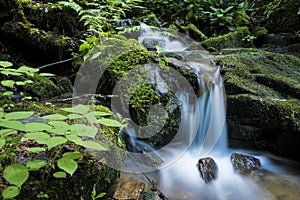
left=74, top=124, right=98, bottom=139
left=79, top=43, right=91, bottom=52
left=83, top=140, right=108, bottom=151
left=26, top=147, right=46, bottom=153
left=62, top=152, right=83, bottom=159
left=18, top=66, right=39, bottom=73
left=0, top=119, right=26, bottom=131
left=5, top=111, right=34, bottom=120
left=1, top=80, right=15, bottom=88
left=0, top=129, right=17, bottom=136
left=2, top=186, right=20, bottom=199
left=2, top=91, right=14, bottom=96
left=26, top=160, right=46, bottom=171
left=72, top=104, right=90, bottom=114
left=65, top=134, right=85, bottom=146
left=67, top=113, right=84, bottom=119
left=39, top=73, right=55, bottom=77
left=86, top=36, right=97, bottom=43
left=61, top=107, right=74, bottom=113
left=57, top=157, right=78, bottom=176
left=24, top=122, right=53, bottom=132
left=3, top=164, right=29, bottom=188
left=95, top=193, right=106, bottom=198
left=45, top=136, right=67, bottom=149
left=42, top=114, right=68, bottom=121
left=15, top=81, right=26, bottom=86
left=84, top=112, right=98, bottom=123
left=23, top=132, right=50, bottom=141
left=98, top=118, right=122, bottom=127
left=1, top=70, right=23, bottom=76
left=53, top=171, right=67, bottom=178
left=0, top=138, right=5, bottom=149
left=48, top=121, right=70, bottom=133
left=0, top=61, right=13, bottom=68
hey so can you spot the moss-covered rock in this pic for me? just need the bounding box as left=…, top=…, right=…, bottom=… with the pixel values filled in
left=200, top=27, right=250, bottom=51
left=214, top=49, right=300, bottom=160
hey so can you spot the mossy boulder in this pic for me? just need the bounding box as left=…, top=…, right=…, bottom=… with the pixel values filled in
left=214, top=49, right=300, bottom=160
left=200, top=27, right=250, bottom=51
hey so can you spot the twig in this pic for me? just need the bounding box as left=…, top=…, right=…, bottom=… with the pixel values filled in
left=38, top=57, right=76, bottom=69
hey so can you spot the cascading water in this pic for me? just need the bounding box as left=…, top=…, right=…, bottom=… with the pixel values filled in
left=118, top=23, right=300, bottom=200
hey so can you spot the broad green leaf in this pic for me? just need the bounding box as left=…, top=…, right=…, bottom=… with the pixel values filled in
left=0, top=119, right=26, bottom=131
left=1, top=71, right=23, bottom=76
left=61, top=107, right=74, bottom=113
left=65, top=134, right=85, bottom=146
left=15, top=81, right=26, bottom=86
left=39, top=73, right=55, bottom=77
left=95, top=193, right=106, bottom=198
left=63, top=152, right=83, bottom=160
left=79, top=43, right=90, bottom=52
left=0, top=61, right=13, bottom=68
left=93, top=111, right=112, bottom=117
left=42, top=114, right=68, bottom=121
left=0, top=108, right=3, bottom=118
left=83, top=140, right=108, bottom=151
left=67, top=113, right=84, bottom=119
left=26, top=160, right=46, bottom=171
left=23, top=132, right=50, bottom=141
left=45, top=137, right=67, bottom=149
left=98, top=118, right=122, bottom=127
left=2, top=186, right=20, bottom=199
left=1, top=80, right=15, bottom=88
left=84, top=112, right=98, bottom=123
left=72, top=104, right=90, bottom=114
left=23, top=80, right=33, bottom=84
left=85, top=36, right=97, bottom=43
left=57, top=157, right=78, bottom=176
left=26, top=147, right=46, bottom=153
left=0, top=129, right=17, bottom=136
left=53, top=171, right=67, bottom=178
left=2, top=91, right=14, bottom=96
left=0, top=138, right=5, bottom=149
left=48, top=121, right=70, bottom=134
left=3, top=164, right=29, bottom=188
left=18, top=66, right=39, bottom=73
left=5, top=111, right=34, bottom=120
left=74, top=124, right=98, bottom=139
left=24, top=122, right=53, bottom=132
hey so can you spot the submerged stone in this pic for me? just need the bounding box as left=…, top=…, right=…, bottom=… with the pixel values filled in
left=197, top=157, right=218, bottom=183
left=231, top=153, right=261, bottom=174
left=113, top=182, right=146, bottom=200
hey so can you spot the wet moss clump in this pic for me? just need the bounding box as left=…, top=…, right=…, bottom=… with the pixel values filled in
left=215, top=48, right=300, bottom=160
left=201, top=26, right=250, bottom=51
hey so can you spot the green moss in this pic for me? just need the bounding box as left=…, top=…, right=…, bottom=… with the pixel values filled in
left=215, top=49, right=300, bottom=98
left=256, top=27, right=268, bottom=38
left=181, top=23, right=207, bottom=41
left=25, top=75, right=71, bottom=100
left=201, top=26, right=250, bottom=50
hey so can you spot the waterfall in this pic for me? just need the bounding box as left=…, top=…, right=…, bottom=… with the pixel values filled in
left=120, top=24, right=273, bottom=199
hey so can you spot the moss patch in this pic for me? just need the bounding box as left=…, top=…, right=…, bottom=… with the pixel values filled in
left=201, top=26, right=250, bottom=51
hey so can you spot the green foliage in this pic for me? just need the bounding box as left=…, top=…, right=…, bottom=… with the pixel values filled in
left=138, top=0, right=250, bottom=36
left=58, top=0, right=142, bottom=37
left=0, top=61, right=54, bottom=109
left=91, top=184, right=106, bottom=200
left=0, top=104, right=125, bottom=199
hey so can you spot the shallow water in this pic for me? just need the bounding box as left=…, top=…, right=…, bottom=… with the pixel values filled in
left=119, top=150, right=300, bottom=200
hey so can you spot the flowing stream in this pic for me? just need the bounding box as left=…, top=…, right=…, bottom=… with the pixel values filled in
left=118, top=24, right=300, bottom=200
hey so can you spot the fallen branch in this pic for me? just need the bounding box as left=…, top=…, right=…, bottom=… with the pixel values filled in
left=38, top=57, right=76, bottom=69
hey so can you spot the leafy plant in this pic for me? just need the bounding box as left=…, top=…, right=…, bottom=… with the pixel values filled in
left=91, top=184, right=106, bottom=200
left=0, top=61, right=55, bottom=109
left=0, top=104, right=126, bottom=199
left=58, top=0, right=143, bottom=38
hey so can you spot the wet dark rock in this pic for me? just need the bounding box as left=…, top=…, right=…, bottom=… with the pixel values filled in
left=113, top=182, right=146, bottom=200
left=231, top=153, right=261, bottom=174
left=197, top=157, right=218, bottom=183
left=143, top=191, right=161, bottom=200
